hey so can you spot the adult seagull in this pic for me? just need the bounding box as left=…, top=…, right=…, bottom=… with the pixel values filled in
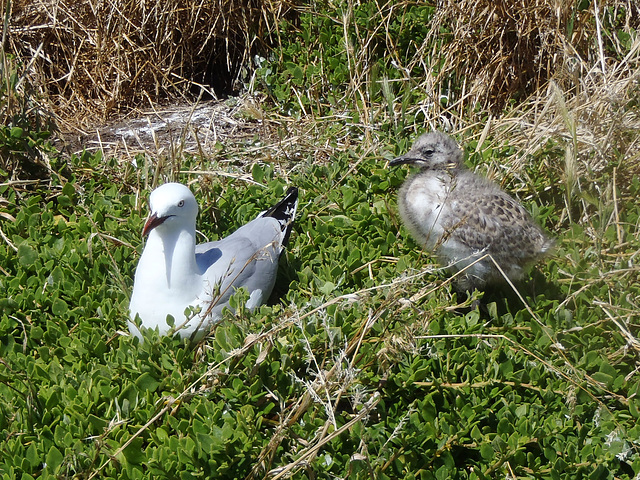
left=129, top=182, right=298, bottom=341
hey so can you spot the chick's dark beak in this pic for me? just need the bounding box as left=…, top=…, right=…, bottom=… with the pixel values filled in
left=389, top=153, right=423, bottom=167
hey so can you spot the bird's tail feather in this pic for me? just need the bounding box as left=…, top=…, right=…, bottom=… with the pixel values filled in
left=260, top=186, right=298, bottom=246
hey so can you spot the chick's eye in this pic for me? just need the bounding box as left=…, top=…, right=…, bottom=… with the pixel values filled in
left=178, top=200, right=185, bottom=207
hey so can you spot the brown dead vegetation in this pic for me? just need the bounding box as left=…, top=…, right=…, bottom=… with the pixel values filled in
left=3, top=0, right=639, bottom=188
left=423, top=0, right=639, bottom=113
left=6, top=0, right=296, bottom=131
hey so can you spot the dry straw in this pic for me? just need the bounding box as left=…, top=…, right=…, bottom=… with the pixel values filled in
left=423, top=0, right=637, bottom=112
left=7, top=0, right=295, bottom=131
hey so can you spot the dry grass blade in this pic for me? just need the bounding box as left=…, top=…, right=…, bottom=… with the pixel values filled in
left=414, top=333, right=630, bottom=407
left=267, top=393, right=380, bottom=480
left=594, top=298, right=640, bottom=353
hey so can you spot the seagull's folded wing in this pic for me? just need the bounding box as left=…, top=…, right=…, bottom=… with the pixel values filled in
left=195, top=216, right=284, bottom=317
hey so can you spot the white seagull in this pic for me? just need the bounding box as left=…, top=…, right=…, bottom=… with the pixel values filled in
left=129, top=182, right=298, bottom=341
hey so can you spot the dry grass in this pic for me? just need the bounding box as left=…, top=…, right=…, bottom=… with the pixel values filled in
left=424, top=0, right=639, bottom=113
left=468, top=30, right=640, bottom=235
left=62, top=93, right=338, bottom=196
left=353, top=0, right=640, bottom=211
left=6, top=0, right=638, bottom=160
left=284, top=0, right=639, bottom=156
left=492, top=36, right=640, bottom=198
left=334, top=0, right=634, bottom=138
left=7, top=0, right=295, bottom=131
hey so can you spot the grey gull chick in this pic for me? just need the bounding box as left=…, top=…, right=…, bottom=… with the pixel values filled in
left=129, top=182, right=298, bottom=341
left=390, top=131, right=553, bottom=291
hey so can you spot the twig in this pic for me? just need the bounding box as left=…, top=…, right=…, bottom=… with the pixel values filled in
left=413, top=379, right=567, bottom=396
left=0, top=224, right=17, bottom=252
left=594, top=299, right=640, bottom=353
left=267, top=393, right=380, bottom=480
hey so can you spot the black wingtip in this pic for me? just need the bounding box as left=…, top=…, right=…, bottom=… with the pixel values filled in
left=263, top=186, right=299, bottom=246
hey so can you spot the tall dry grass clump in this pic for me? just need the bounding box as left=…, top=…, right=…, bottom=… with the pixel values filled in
left=495, top=39, right=640, bottom=189
left=423, top=0, right=638, bottom=112
left=7, top=0, right=295, bottom=130
left=286, top=0, right=637, bottom=143
left=376, top=0, right=640, bottom=207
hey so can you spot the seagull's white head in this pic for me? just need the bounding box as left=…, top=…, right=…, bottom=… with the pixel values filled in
left=142, top=183, right=199, bottom=236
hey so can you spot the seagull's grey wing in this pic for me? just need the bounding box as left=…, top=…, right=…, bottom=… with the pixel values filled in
left=195, top=216, right=283, bottom=316
left=195, top=243, right=223, bottom=271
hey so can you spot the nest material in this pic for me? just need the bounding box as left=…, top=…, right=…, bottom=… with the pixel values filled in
left=7, top=0, right=294, bottom=130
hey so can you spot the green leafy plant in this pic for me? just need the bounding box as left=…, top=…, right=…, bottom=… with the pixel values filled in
left=1, top=0, right=640, bottom=479
left=2, top=139, right=640, bottom=478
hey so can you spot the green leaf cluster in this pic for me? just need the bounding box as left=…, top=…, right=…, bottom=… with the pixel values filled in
left=256, top=1, right=437, bottom=127
left=1, top=142, right=639, bottom=479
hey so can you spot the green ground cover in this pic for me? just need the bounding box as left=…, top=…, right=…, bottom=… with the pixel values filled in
left=1, top=1, right=639, bottom=479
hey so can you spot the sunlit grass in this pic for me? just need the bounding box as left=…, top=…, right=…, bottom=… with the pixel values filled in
left=1, top=1, right=640, bottom=479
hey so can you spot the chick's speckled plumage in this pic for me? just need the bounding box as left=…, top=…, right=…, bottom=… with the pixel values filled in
left=391, top=131, right=553, bottom=290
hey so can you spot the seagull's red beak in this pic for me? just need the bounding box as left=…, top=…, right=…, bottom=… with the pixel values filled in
left=142, top=212, right=169, bottom=236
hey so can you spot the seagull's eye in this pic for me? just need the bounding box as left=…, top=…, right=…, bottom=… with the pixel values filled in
left=178, top=200, right=185, bottom=207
